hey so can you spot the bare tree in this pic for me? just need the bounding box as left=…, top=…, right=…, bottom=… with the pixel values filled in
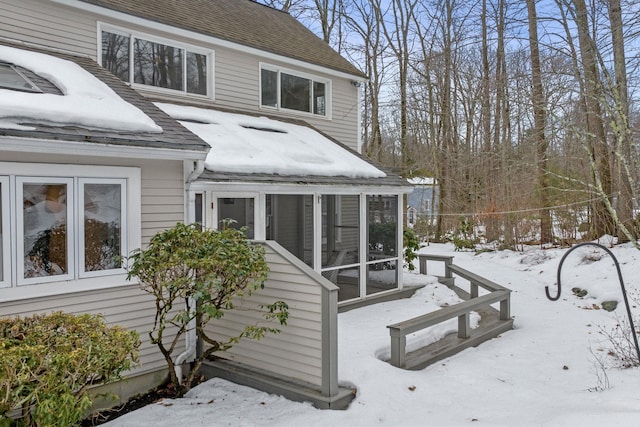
left=572, top=0, right=615, bottom=238
left=344, top=0, right=387, bottom=162
left=527, top=0, right=552, bottom=243
left=377, top=0, right=419, bottom=174
left=607, top=0, right=636, bottom=242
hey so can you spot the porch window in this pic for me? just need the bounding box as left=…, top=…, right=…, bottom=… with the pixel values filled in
left=194, top=193, right=204, bottom=228
left=217, top=197, right=255, bottom=239
left=101, top=28, right=210, bottom=97
left=366, top=195, right=399, bottom=296
left=0, top=163, right=139, bottom=292
left=260, top=64, right=329, bottom=117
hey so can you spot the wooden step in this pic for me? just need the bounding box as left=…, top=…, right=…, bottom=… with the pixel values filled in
left=402, top=315, right=513, bottom=370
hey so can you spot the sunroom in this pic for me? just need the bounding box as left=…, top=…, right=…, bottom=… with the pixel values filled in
left=158, top=104, right=412, bottom=303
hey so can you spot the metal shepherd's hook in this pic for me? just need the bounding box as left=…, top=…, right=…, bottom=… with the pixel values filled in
left=546, top=242, right=640, bottom=363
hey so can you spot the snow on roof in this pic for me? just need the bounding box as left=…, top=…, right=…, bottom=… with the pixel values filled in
left=156, top=103, right=386, bottom=178
left=407, top=177, right=436, bottom=185
left=0, top=44, right=161, bottom=133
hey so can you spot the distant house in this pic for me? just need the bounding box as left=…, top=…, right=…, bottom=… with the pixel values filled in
left=406, top=177, right=439, bottom=228
left=0, top=0, right=411, bottom=410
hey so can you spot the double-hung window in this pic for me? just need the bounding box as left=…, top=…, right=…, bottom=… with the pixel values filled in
left=260, top=64, right=329, bottom=117
left=100, top=25, right=212, bottom=98
left=0, top=163, right=140, bottom=294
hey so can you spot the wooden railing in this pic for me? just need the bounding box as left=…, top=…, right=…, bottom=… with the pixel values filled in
left=387, top=254, right=512, bottom=369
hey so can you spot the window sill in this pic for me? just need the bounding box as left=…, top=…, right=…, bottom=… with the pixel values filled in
left=259, top=105, right=331, bottom=121
left=0, top=274, right=139, bottom=303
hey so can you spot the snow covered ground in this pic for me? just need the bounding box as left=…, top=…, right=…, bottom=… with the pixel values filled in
left=106, top=242, right=640, bottom=426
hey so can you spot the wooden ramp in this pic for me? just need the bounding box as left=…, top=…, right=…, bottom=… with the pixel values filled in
left=387, top=255, right=514, bottom=370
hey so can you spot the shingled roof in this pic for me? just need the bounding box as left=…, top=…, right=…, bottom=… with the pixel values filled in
left=154, top=102, right=410, bottom=189
left=0, top=41, right=209, bottom=155
left=78, top=0, right=366, bottom=78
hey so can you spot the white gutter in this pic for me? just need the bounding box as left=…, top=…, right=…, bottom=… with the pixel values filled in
left=173, top=315, right=197, bottom=385
left=186, top=159, right=206, bottom=183
left=173, top=169, right=205, bottom=384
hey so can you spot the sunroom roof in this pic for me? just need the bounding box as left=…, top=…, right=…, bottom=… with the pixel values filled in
left=156, top=103, right=387, bottom=179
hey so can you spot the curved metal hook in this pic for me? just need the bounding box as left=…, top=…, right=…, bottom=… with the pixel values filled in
left=545, top=242, right=595, bottom=300
left=548, top=242, right=640, bottom=362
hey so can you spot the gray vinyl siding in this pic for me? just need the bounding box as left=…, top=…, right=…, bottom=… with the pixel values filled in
left=0, top=286, right=177, bottom=376
left=0, top=152, right=186, bottom=378
left=0, top=0, right=96, bottom=57
left=0, top=0, right=361, bottom=150
left=204, top=241, right=335, bottom=388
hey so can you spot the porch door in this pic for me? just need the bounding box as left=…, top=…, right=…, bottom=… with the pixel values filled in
left=321, top=195, right=360, bottom=302
left=366, top=195, right=399, bottom=297
left=213, top=194, right=257, bottom=239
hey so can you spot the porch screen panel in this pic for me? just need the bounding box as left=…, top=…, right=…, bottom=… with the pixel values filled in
left=265, top=195, right=313, bottom=266
left=217, top=197, right=254, bottom=239
left=322, top=195, right=360, bottom=301
left=367, top=195, right=399, bottom=296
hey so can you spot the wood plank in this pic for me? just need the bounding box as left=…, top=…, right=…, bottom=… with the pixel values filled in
left=388, top=290, right=510, bottom=335
left=448, top=264, right=507, bottom=292
left=403, top=318, right=514, bottom=370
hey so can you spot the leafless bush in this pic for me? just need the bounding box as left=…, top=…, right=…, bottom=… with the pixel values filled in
left=587, top=347, right=611, bottom=392
left=597, top=313, right=640, bottom=368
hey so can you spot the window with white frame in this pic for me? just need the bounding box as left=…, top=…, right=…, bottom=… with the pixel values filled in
left=0, top=163, right=140, bottom=290
left=101, top=26, right=211, bottom=97
left=260, top=65, right=329, bottom=116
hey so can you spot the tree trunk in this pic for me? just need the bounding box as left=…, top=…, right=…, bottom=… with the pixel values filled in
left=607, top=0, right=636, bottom=242
left=526, top=0, right=552, bottom=244
left=573, top=0, right=615, bottom=238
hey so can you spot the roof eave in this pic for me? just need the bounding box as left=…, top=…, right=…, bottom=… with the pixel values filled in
left=190, top=171, right=413, bottom=194
left=0, top=135, right=208, bottom=160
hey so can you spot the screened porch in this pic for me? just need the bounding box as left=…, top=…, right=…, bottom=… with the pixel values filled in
left=194, top=190, right=403, bottom=303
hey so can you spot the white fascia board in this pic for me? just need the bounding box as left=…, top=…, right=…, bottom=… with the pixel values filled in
left=50, top=0, right=366, bottom=82
left=187, top=180, right=412, bottom=194
left=0, top=136, right=207, bottom=160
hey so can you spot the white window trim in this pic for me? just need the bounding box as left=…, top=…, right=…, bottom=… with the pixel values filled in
left=0, top=176, right=10, bottom=289
left=78, top=178, right=127, bottom=279
left=0, top=162, right=141, bottom=300
left=17, top=177, right=75, bottom=286
left=98, top=22, right=215, bottom=100
left=259, top=63, right=331, bottom=119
